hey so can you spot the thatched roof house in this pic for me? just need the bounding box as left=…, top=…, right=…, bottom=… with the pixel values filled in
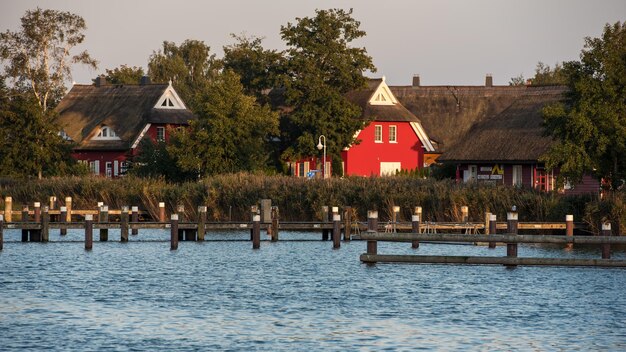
left=55, top=77, right=195, bottom=176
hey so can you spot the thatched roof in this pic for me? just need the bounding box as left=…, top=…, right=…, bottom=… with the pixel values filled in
left=436, top=86, right=566, bottom=163
left=55, top=83, right=195, bottom=150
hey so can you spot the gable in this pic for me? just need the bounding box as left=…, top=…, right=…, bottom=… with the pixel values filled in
left=154, top=81, right=187, bottom=110
left=368, top=77, right=398, bottom=106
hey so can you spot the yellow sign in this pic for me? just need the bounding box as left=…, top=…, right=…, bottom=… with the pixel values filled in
left=491, top=164, right=504, bottom=175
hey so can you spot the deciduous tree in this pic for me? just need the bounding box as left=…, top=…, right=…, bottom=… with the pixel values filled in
left=0, top=8, right=97, bottom=112
left=542, top=22, right=626, bottom=191
left=279, top=9, right=376, bottom=174
left=102, top=64, right=145, bottom=85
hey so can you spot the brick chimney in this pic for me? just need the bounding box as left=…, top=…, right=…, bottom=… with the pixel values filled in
left=140, top=76, right=151, bottom=85
left=485, top=74, right=493, bottom=87
left=95, top=75, right=107, bottom=87
left=412, top=74, right=420, bottom=87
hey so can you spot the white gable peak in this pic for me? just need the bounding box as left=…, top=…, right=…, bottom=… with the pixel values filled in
left=369, top=78, right=397, bottom=106
left=155, top=84, right=187, bottom=110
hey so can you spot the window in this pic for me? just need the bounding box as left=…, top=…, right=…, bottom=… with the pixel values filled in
left=59, top=130, right=72, bottom=141
left=89, top=160, right=100, bottom=175
left=374, top=125, right=382, bottom=143
left=94, top=126, right=120, bottom=140
left=389, top=125, right=397, bottom=143
left=156, top=126, right=165, bottom=141
left=120, top=162, right=128, bottom=175
left=512, top=165, right=523, bottom=187
left=105, top=162, right=113, bottom=178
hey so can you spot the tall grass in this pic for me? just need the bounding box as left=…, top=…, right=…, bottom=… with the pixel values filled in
left=1, top=174, right=619, bottom=232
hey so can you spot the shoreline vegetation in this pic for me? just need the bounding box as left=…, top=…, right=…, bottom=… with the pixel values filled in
left=0, top=174, right=623, bottom=234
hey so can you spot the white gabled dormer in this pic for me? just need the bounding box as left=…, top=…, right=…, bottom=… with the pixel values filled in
left=369, top=76, right=398, bottom=106
left=93, top=125, right=121, bottom=140
left=154, top=80, right=187, bottom=110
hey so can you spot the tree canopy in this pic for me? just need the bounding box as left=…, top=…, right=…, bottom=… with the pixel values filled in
left=148, top=39, right=219, bottom=111
left=102, top=64, right=145, bottom=85
left=166, top=70, right=279, bottom=177
left=0, top=8, right=97, bottom=112
left=279, top=9, right=376, bottom=172
left=542, top=21, right=626, bottom=191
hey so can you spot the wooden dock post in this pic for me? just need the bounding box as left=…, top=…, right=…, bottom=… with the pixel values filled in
left=484, top=212, right=491, bottom=235
left=59, top=206, right=67, bottom=235
left=121, top=206, right=129, bottom=242
left=21, top=205, right=29, bottom=242
left=367, top=210, right=378, bottom=256
left=41, top=206, right=50, bottom=242
left=65, top=197, right=72, bottom=222
left=131, top=206, right=139, bottom=235
left=252, top=214, right=261, bottom=249
left=488, top=214, right=497, bottom=249
left=49, top=196, right=57, bottom=211
left=414, top=206, right=422, bottom=222
left=332, top=214, right=341, bottom=249
left=322, top=206, right=329, bottom=241
left=507, top=211, right=519, bottom=265
left=99, top=206, right=109, bottom=241
left=170, top=214, right=179, bottom=250
left=270, top=206, right=279, bottom=242
left=343, top=206, right=352, bottom=241
left=411, top=215, right=420, bottom=249
left=4, top=196, right=12, bottom=223
left=250, top=205, right=258, bottom=240
left=85, top=214, right=93, bottom=251
left=31, top=202, right=41, bottom=242
left=392, top=206, right=400, bottom=232
left=565, top=215, right=574, bottom=250
left=601, top=222, right=611, bottom=259
left=461, top=206, right=469, bottom=223
left=177, top=205, right=185, bottom=241
left=0, top=214, right=4, bottom=251
left=159, top=202, right=166, bottom=222
left=197, top=206, right=207, bottom=241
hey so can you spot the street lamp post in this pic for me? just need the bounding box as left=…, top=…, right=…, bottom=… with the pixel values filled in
left=317, top=135, right=326, bottom=179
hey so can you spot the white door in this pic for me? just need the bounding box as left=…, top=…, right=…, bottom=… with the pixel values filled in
left=380, top=162, right=401, bottom=176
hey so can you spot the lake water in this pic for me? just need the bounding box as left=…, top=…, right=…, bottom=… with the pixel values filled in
left=1, top=229, right=626, bottom=351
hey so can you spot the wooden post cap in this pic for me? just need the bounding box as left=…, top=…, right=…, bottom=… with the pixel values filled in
left=85, top=214, right=93, bottom=221
left=412, top=215, right=420, bottom=222
left=131, top=206, right=138, bottom=212
left=43, top=206, right=49, bottom=212
left=177, top=205, right=184, bottom=212
left=65, top=196, right=72, bottom=201
left=97, top=202, right=104, bottom=207
left=159, top=202, right=165, bottom=208
left=333, top=214, right=341, bottom=222
left=0, top=214, right=4, bottom=221
left=461, top=206, right=468, bottom=212
left=415, top=206, right=422, bottom=212
left=5, top=196, right=11, bottom=201
left=60, top=206, right=67, bottom=212
left=101, top=206, right=109, bottom=212
left=332, top=206, right=339, bottom=213
left=34, top=202, right=41, bottom=207
left=507, top=212, right=518, bottom=221
left=566, top=215, right=574, bottom=221
left=393, top=206, right=400, bottom=213
left=122, top=206, right=129, bottom=212
left=368, top=210, right=378, bottom=219
left=198, top=206, right=207, bottom=212
left=602, top=222, right=611, bottom=231
left=171, top=214, right=179, bottom=221
left=253, top=215, right=261, bottom=222
left=490, top=214, right=497, bottom=221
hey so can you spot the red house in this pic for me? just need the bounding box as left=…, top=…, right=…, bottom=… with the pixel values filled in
left=292, top=77, right=435, bottom=177
left=55, top=77, right=195, bottom=177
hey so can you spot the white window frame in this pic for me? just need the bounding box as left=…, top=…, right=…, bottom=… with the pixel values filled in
left=93, top=126, right=120, bottom=140
left=374, top=125, right=383, bottom=143
left=389, top=125, right=397, bottom=143
left=89, top=160, right=100, bottom=175
left=512, top=165, right=523, bottom=187
left=105, top=162, right=113, bottom=178
left=156, top=126, right=166, bottom=141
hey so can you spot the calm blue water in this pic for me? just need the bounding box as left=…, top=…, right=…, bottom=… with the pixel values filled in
left=1, top=229, right=626, bottom=351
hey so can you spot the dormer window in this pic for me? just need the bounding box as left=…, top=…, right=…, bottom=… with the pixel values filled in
left=58, top=130, right=72, bottom=141
left=93, top=126, right=121, bottom=140
left=161, top=98, right=175, bottom=107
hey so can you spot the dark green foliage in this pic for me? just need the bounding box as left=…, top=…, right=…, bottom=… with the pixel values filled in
left=101, top=64, right=145, bottom=85
left=0, top=86, right=84, bottom=178
left=166, top=70, right=279, bottom=176
left=279, top=9, right=376, bottom=165
left=148, top=39, right=220, bottom=111
left=529, top=62, right=567, bottom=86
left=222, top=34, right=286, bottom=104
left=542, top=22, right=626, bottom=191
left=127, top=138, right=194, bottom=182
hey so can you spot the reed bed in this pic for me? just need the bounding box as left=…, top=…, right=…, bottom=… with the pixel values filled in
left=0, top=174, right=621, bottom=233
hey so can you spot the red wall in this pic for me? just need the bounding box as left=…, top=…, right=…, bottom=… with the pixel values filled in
left=343, top=121, right=424, bottom=176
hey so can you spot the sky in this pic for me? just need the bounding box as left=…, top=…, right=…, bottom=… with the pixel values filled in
left=1, top=0, right=625, bottom=86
